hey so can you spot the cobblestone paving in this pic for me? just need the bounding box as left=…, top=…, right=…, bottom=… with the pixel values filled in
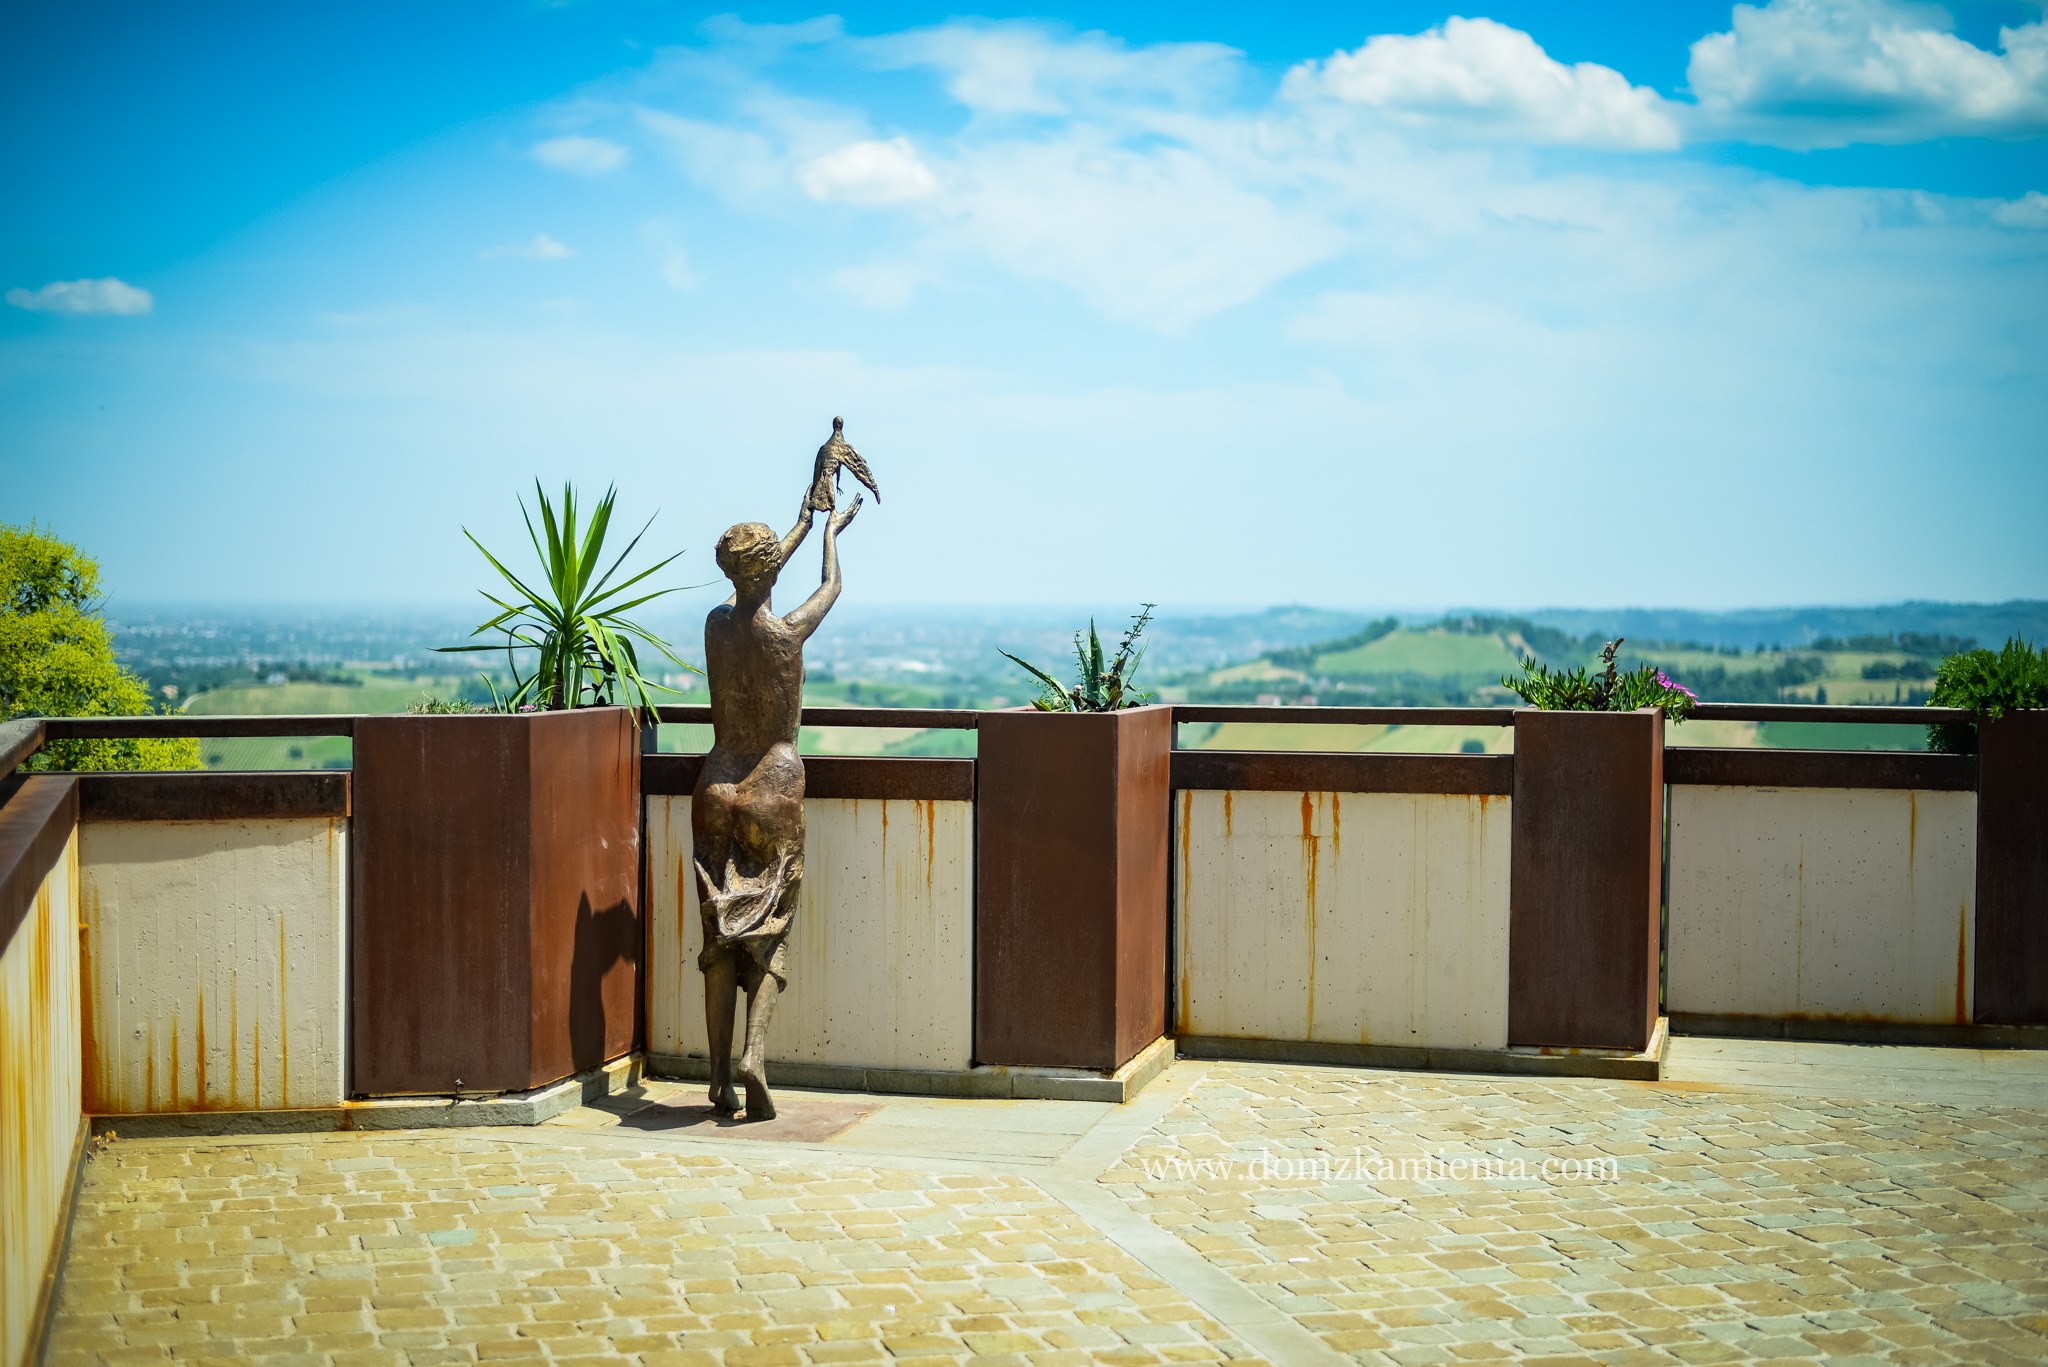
left=1104, top=1065, right=2048, bottom=1365
left=48, top=1133, right=1257, bottom=1365
left=44, top=1055, right=2048, bottom=1364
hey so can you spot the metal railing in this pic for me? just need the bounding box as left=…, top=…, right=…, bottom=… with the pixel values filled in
left=2, top=700, right=1989, bottom=783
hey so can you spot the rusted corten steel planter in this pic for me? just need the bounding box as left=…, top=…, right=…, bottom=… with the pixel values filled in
left=1508, top=707, right=1664, bottom=1052
left=975, top=705, right=1171, bottom=1071
left=1975, top=711, right=2048, bottom=1025
left=351, top=708, right=642, bottom=1096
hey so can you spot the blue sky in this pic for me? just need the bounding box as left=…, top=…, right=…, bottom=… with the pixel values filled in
left=3, top=1, right=2044, bottom=611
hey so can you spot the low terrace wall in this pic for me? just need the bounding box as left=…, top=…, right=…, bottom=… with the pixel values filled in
left=75, top=774, right=350, bottom=1113
left=1173, top=752, right=1513, bottom=1060
left=1, top=774, right=83, bottom=1367
left=643, top=754, right=976, bottom=1078
left=1666, top=749, right=1980, bottom=1035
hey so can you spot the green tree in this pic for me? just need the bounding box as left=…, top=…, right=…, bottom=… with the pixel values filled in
left=1, top=522, right=200, bottom=772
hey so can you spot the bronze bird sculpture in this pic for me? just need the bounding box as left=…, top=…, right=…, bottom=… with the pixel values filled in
left=806, top=416, right=880, bottom=513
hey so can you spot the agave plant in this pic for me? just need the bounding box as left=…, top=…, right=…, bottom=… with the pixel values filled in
left=1000, top=604, right=1156, bottom=712
left=438, top=482, right=695, bottom=720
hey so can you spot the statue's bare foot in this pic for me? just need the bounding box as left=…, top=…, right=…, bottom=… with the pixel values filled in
left=709, top=1080, right=741, bottom=1115
left=737, top=1060, right=776, bottom=1121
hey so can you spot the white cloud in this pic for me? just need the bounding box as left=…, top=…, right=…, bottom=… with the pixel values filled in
left=481, top=233, right=576, bottom=260
left=865, top=22, right=1243, bottom=117
left=1688, top=0, right=2048, bottom=147
left=1283, top=17, right=1681, bottom=150
left=798, top=137, right=938, bottom=204
left=1995, top=190, right=2048, bottom=229
left=639, top=221, right=700, bottom=291
left=531, top=134, right=629, bottom=175
left=6, top=276, right=154, bottom=315
left=635, top=110, right=785, bottom=199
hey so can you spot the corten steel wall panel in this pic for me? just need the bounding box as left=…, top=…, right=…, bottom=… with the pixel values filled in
left=1177, top=789, right=1511, bottom=1050
left=647, top=794, right=974, bottom=1071
left=1667, top=787, right=1976, bottom=1025
left=352, top=716, right=531, bottom=1095
left=526, top=711, right=641, bottom=1085
left=975, top=706, right=1171, bottom=1071
left=1508, top=709, right=1664, bottom=1051
left=353, top=710, right=640, bottom=1095
left=77, top=817, right=349, bottom=1113
left=1976, top=712, right=2048, bottom=1023
left=0, top=800, right=81, bottom=1367
left=1113, top=707, right=1173, bottom=1067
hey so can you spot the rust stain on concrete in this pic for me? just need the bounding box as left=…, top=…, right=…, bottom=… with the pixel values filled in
left=1956, top=898, right=1970, bottom=1025
left=1223, top=790, right=1232, bottom=838
left=277, top=916, right=289, bottom=1105
left=78, top=880, right=103, bottom=1107
left=195, top=980, right=208, bottom=1106
left=922, top=800, right=936, bottom=894
left=1301, top=792, right=1319, bottom=1036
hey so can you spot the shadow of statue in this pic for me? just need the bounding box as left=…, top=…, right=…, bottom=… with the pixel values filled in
left=569, top=891, right=639, bottom=1074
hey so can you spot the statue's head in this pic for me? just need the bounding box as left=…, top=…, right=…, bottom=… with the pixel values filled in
left=715, top=521, right=782, bottom=589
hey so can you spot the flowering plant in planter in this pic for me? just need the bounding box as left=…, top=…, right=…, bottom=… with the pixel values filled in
left=1501, top=638, right=1696, bottom=720
left=1000, top=603, right=1157, bottom=712
left=439, top=482, right=696, bottom=721
left=1926, top=635, right=2047, bottom=754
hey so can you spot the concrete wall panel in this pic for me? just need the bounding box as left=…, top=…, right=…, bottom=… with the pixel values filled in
left=79, top=818, right=348, bottom=1112
left=1667, top=786, right=1977, bottom=1024
left=647, top=796, right=974, bottom=1071
left=1, top=825, right=81, bottom=1367
left=1177, top=789, right=1511, bottom=1050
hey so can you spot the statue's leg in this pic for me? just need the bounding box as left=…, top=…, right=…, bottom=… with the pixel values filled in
left=735, top=954, right=781, bottom=1120
left=703, top=952, right=741, bottom=1115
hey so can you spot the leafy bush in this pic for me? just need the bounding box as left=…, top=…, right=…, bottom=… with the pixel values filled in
left=1926, top=636, right=2048, bottom=754
left=1501, top=639, right=1697, bottom=720
left=1, top=522, right=200, bottom=772
left=1002, top=604, right=1156, bottom=712
left=440, top=483, right=693, bottom=720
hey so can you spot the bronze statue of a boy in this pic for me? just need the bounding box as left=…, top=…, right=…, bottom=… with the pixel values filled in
left=693, top=421, right=869, bottom=1120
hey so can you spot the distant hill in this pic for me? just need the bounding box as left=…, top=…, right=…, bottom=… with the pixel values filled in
left=1514, top=601, right=2048, bottom=652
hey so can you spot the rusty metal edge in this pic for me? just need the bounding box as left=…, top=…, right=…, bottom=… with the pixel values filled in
left=1670, top=1011, right=2048, bottom=1050
left=41, top=715, right=360, bottom=738
left=1171, top=749, right=1512, bottom=795
left=77, top=771, right=352, bottom=821
left=0, top=775, right=80, bottom=957
left=1177, top=1032, right=1664, bottom=1081
left=1687, top=702, right=1973, bottom=724
left=655, top=705, right=980, bottom=729
left=2, top=717, right=45, bottom=777
left=1664, top=748, right=1975, bottom=791
left=1173, top=705, right=1515, bottom=726
left=26, top=1117, right=90, bottom=1367
left=642, top=753, right=974, bottom=802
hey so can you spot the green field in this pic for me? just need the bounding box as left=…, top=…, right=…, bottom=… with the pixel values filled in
left=1316, top=629, right=1524, bottom=678
left=182, top=674, right=473, bottom=769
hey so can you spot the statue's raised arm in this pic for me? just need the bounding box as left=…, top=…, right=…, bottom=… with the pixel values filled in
left=785, top=495, right=859, bottom=641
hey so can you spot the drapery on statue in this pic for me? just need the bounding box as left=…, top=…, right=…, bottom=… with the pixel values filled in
left=693, top=418, right=873, bottom=1120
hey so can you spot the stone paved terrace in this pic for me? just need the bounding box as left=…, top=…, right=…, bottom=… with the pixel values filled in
left=45, top=1039, right=2048, bottom=1366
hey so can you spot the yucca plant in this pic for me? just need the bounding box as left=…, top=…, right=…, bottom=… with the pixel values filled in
left=438, top=482, right=695, bottom=721
left=1001, top=604, right=1156, bottom=712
